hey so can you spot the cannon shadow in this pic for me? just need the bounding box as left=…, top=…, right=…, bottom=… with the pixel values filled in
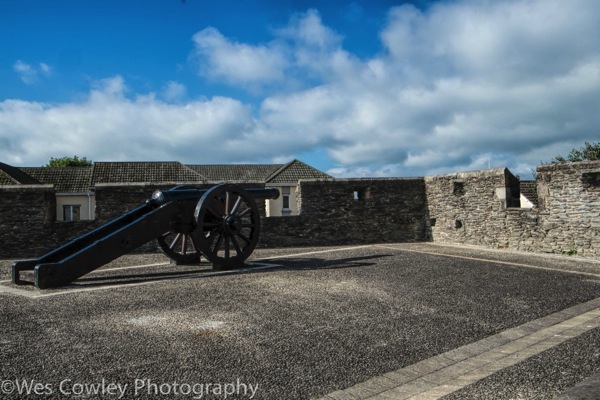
left=68, top=253, right=393, bottom=288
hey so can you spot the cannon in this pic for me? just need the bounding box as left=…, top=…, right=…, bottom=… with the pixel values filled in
left=12, top=184, right=279, bottom=289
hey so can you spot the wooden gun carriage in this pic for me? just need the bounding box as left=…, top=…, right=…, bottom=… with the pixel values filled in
left=12, top=184, right=279, bottom=289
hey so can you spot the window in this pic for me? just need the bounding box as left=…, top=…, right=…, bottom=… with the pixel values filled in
left=282, top=187, right=291, bottom=210
left=63, top=205, right=81, bottom=221
left=353, top=187, right=373, bottom=201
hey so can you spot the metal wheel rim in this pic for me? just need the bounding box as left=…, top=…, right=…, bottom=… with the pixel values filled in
left=192, top=184, right=260, bottom=268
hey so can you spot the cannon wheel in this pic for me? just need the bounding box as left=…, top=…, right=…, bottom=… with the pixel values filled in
left=157, top=231, right=201, bottom=264
left=193, top=184, right=260, bottom=270
left=157, top=185, right=202, bottom=264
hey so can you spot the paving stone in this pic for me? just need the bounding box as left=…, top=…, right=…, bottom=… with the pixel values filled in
left=382, top=370, right=420, bottom=385
left=357, top=376, right=398, bottom=394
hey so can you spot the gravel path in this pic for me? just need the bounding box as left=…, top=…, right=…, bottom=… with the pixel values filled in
left=1, top=244, right=599, bottom=399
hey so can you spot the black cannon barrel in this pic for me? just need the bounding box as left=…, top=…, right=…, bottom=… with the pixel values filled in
left=13, top=183, right=280, bottom=288
left=150, top=187, right=279, bottom=206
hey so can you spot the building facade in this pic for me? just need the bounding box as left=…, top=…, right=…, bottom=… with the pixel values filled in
left=1, top=159, right=332, bottom=222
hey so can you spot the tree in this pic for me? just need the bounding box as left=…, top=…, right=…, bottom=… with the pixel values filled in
left=552, top=141, right=600, bottom=163
left=44, top=156, right=92, bottom=167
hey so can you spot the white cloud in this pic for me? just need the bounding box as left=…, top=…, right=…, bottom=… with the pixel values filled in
left=3, top=0, right=600, bottom=179
left=0, top=76, right=263, bottom=166
left=278, top=9, right=342, bottom=50
left=162, top=81, right=187, bottom=102
left=39, top=63, right=52, bottom=76
left=256, top=0, right=600, bottom=177
left=13, top=61, right=38, bottom=84
left=192, top=27, right=288, bottom=86
left=191, top=9, right=358, bottom=89
left=13, top=60, right=52, bottom=84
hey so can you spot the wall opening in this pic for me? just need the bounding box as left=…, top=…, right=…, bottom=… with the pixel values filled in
left=353, top=187, right=373, bottom=201
left=453, top=181, right=465, bottom=196
left=582, top=172, right=600, bottom=188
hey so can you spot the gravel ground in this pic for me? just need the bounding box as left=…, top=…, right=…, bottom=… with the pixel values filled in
left=442, top=328, right=600, bottom=400
left=390, top=242, right=600, bottom=276
left=1, top=244, right=599, bottom=399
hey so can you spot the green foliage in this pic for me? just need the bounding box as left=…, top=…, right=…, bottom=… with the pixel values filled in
left=552, top=141, right=600, bottom=163
left=561, top=249, right=578, bottom=256
left=44, top=156, right=92, bottom=167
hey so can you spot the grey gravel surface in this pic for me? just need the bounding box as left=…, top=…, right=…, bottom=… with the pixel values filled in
left=1, top=244, right=600, bottom=399
left=390, top=242, right=600, bottom=276
left=555, top=370, right=600, bottom=400
left=442, top=328, right=600, bottom=400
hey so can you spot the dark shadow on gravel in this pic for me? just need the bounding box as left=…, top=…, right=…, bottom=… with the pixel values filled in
left=60, top=254, right=393, bottom=288
left=72, top=266, right=214, bottom=287
left=260, top=254, right=394, bottom=271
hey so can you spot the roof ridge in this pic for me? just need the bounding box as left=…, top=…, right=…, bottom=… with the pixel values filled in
left=90, top=160, right=207, bottom=185
left=181, top=163, right=209, bottom=180
left=0, top=169, right=18, bottom=184
left=0, top=162, right=41, bottom=184
left=265, top=159, right=332, bottom=183
left=186, top=163, right=283, bottom=167
left=265, top=159, right=296, bottom=183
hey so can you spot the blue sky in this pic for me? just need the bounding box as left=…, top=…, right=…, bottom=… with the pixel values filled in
left=2, top=0, right=599, bottom=178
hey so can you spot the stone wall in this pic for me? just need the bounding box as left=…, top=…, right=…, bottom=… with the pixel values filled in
left=424, top=168, right=516, bottom=248
left=423, top=162, right=600, bottom=258
left=1, top=162, right=599, bottom=260
left=261, top=178, right=430, bottom=247
left=3, top=182, right=268, bottom=259
left=2, top=183, right=194, bottom=258
left=0, top=185, right=54, bottom=258
left=525, top=161, right=599, bottom=256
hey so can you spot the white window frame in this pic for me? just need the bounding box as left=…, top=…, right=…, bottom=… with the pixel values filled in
left=63, top=205, right=81, bottom=221
left=281, top=187, right=292, bottom=215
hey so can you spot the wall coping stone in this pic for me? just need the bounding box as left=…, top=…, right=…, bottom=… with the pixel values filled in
left=94, top=182, right=205, bottom=188
left=424, top=168, right=507, bottom=181
left=538, top=160, right=600, bottom=172
left=0, top=184, right=54, bottom=191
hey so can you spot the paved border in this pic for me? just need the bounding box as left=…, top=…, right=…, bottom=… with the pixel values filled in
left=554, top=371, right=600, bottom=399
left=375, top=245, right=600, bottom=278
left=319, top=297, right=600, bottom=400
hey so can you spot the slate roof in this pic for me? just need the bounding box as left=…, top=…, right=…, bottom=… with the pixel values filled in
left=0, top=162, right=41, bottom=185
left=520, top=180, right=539, bottom=207
left=266, top=160, right=333, bottom=183
left=0, top=170, right=16, bottom=185
left=187, top=160, right=332, bottom=184
left=187, top=164, right=282, bottom=182
left=21, top=166, right=93, bottom=192
left=2, top=159, right=330, bottom=191
left=91, top=162, right=206, bottom=184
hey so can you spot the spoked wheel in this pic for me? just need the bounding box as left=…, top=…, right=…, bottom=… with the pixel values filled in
left=156, top=184, right=202, bottom=264
left=192, top=184, right=261, bottom=270
left=157, top=230, right=201, bottom=264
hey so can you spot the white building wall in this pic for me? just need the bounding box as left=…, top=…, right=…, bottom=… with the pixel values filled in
left=266, top=184, right=298, bottom=216
left=56, top=193, right=95, bottom=221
